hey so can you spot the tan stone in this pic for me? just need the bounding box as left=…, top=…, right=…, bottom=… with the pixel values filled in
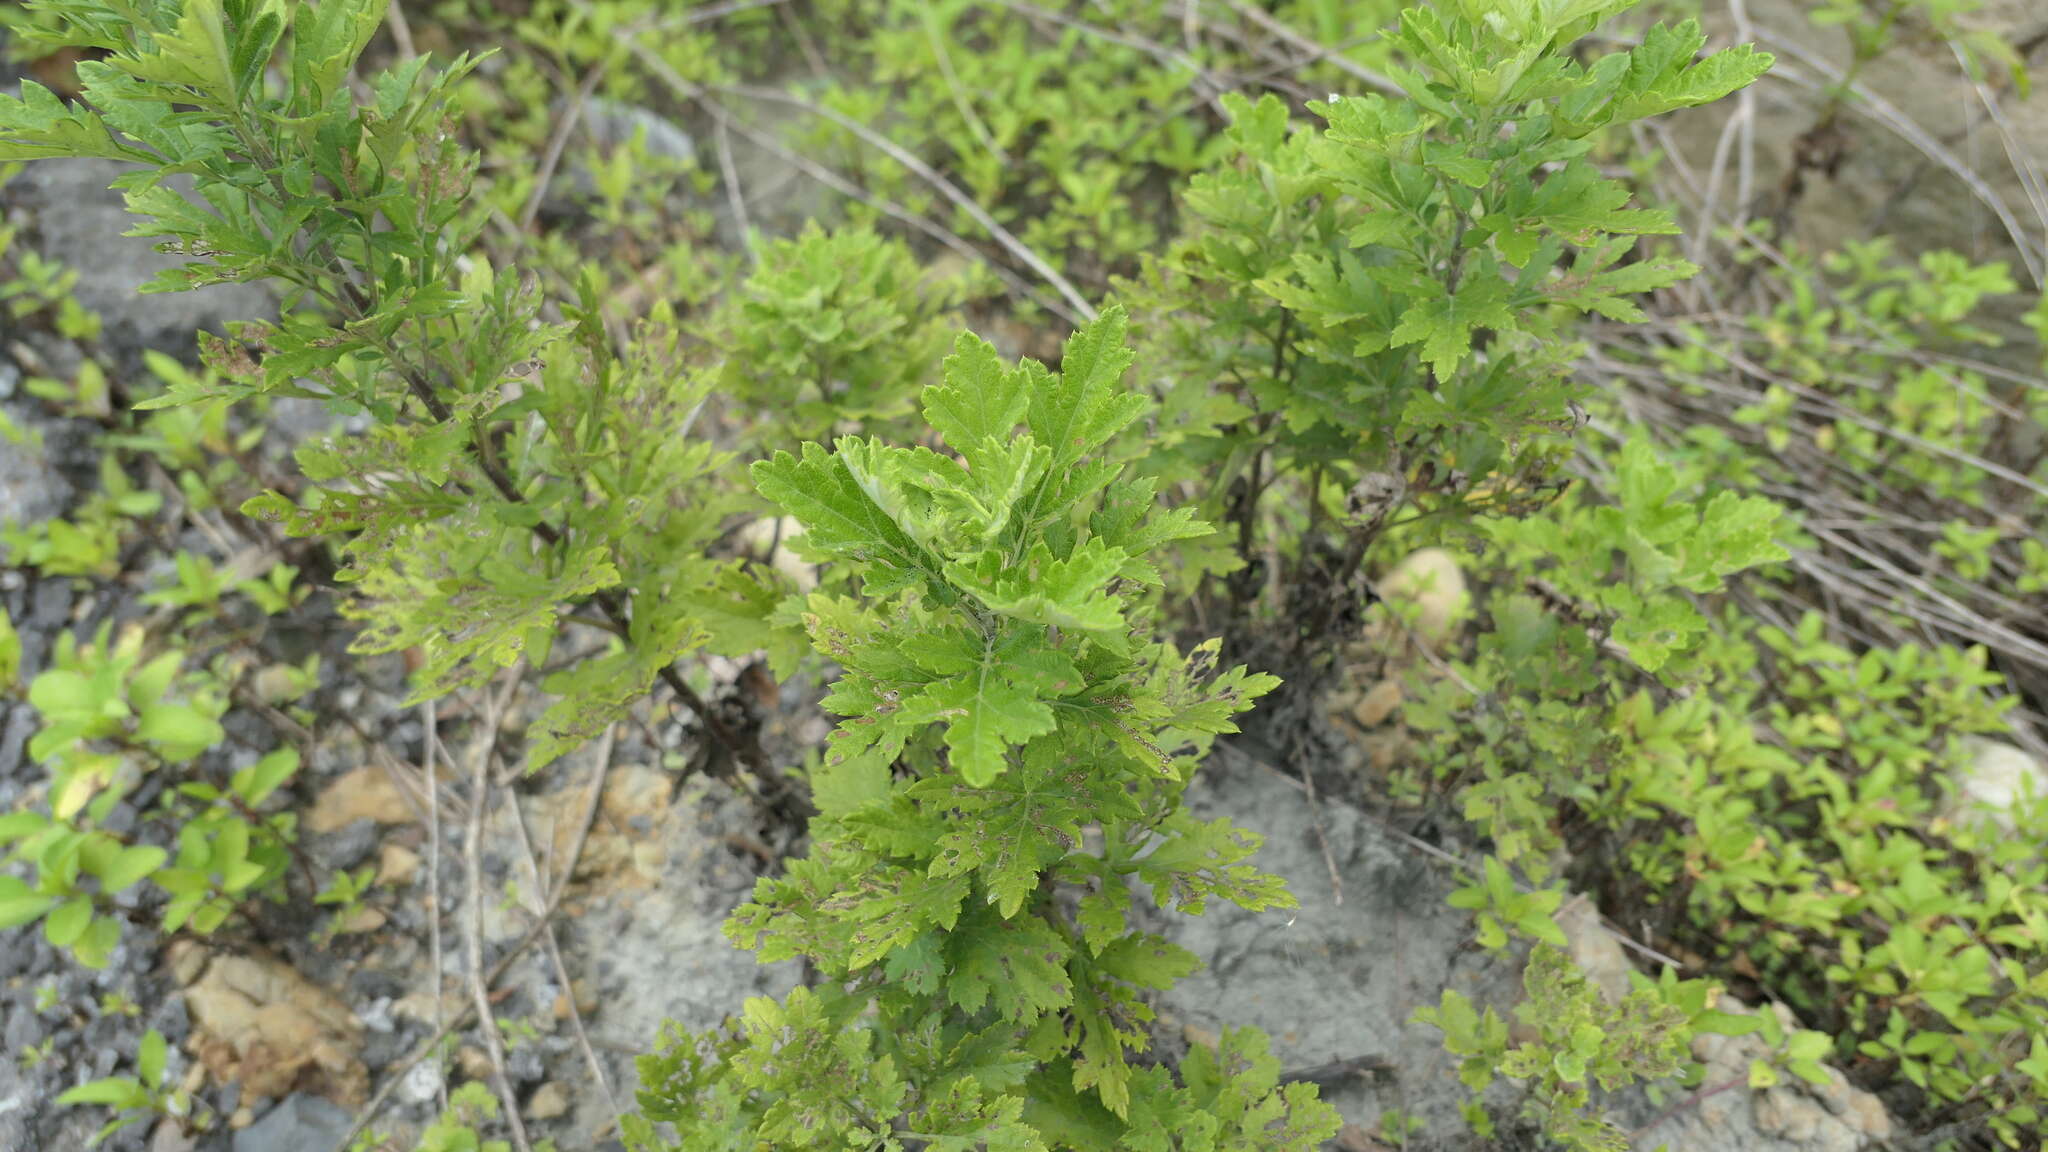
left=1757, top=1085, right=1824, bottom=1141
left=1836, top=1089, right=1893, bottom=1138
left=377, top=843, right=422, bottom=887
left=250, top=664, right=304, bottom=705
left=457, top=1045, right=493, bottom=1082
left=552, top=979, right=598, bottom=1021
left=1333, top=1125, right=1392, bottom=1152
left=737, top=515, right=818, bottom=592
left=528, top=1081, right=572, bottom=1121
left=148, top=1121, right=198, bottom=1152
left=1360, top=732, right=1402, bottom=773
left=1322, top=689, right=1361, bottom=729
left=1373, top=548, right=1468, bottom=646
left=1350, top=680, right=1405, bottom=728
left=168, top=939, right=209, bottom=988
left=393, top=989, right=461, bottom=1026
left=600, top=764, right=672, bottom=828
left=631, top=841, right=666, bottom=879
left=228, top=1107, right=254, bottom=1130
left=1671, top=997, right=1892, bottom=1152
left=1554, top=896, right=1631, bottom=1005
left=306, top=766, right=413, bottom=834
left=1944, top=738, right=2046, bottom=835
left=180, top=947, right=366, bottom=1106
left=337, top=906, right=387, bottom=935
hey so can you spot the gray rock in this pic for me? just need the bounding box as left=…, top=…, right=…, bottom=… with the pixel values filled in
left=232, top=1094, right=352, bottom=1152
left=0, top=1051, right=31, bottom=1152
left=0, top=400, right=73, bottom=526
left=100, top=801, right=140, bottom=838
left=148, top=995, right=190, bottom=1047
left=1, top=158, right=273, bottom=357
left=1155, top=747, right=1516, bottom=1139
left=0, top=918, right=33, bottom=979
left=2, top=1004, right=41, bottom=1055
left=310, top=819, right=379, bottom=872
left=583, top=770, right=801, bottom=1054
left=84, top=1012, right=127, bottom=1054
left=266, top=397, right=337, bottom=447
left=505, top=1043, right=545, bottom=1085
left=1556, top=892, right=1633, bottom=1005
left=397, top=1060, right=443, bottom=1106
left=359, top=1019, right=421, bottom=1072
left=348, top=969, right=406, bottom=1002
left=0, top=706, right=36, bottom=803
left=579, top=97, right=696, bottom=165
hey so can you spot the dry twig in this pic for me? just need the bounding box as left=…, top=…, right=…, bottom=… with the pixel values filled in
left=502, top=726, right=626, bottom=1131
left=424, top=699, right=448, bottom=1114
left=463, top=675, right=535, bottom=1152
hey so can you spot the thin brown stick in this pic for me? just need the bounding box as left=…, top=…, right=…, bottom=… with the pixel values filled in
left=1754, top=27, right=2044, bottom=284
left=328, top=868, right=594, bottom=1152
left=464, top=677, right=534, bottom=1152
left=518, top=59, right=611, bottom=233
left=503, top=727, right=624, bottom=1130
left=714, top=77, right=1097, bottom=320
left=1296, top=751, right=1345, bottom=907
left=639, top=57, right=1079, bottom=323
left=923, top=0, right=1012, bottom=166
left=777, top=0, right=831, bottom=80
left=1214, top=0, right=1401, bottom=96
left=386, top=0, right=417, bottom=60
left=715, top=115, right=754, bottom=260
left=423, top=700, right=448, bottom=1114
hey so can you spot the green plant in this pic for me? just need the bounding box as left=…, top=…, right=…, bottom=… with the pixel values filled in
left=1447, top=854, right=1568, bottom=951
left=0, top=453, right=161, bottom=579
left=712, top=222, right=963, bottom=446
left=17, top=1035, right=58, bottom=1069
left=1746, top=1008, right=1837, bottom=1092
left=1417, top=946, right=1696, bottom=1151
left=1126, top=1, right=1772, bottom=663
left=409, top=1082, right=557, bottom=1152
left=1635, top=237, right=2043, bottom=665
left=1376, top=1106, right=1423, bottom=1147
left=0, top=0, right=799, bottom=798
left=0, top=174, right=103, bottom=341
left=497, top=1015, right=542, bottom=1051
left=624, top=309, right=1339, bottom=1149
left=1406, top=496, right=2045, bottom=1144
left=315, top=861, right=378, bottom=941
left=0, top=624, right=301, bottom=966
left=55, top=1028, right=209, bottom=1146
left=0, top=606, right=19, bottom=688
